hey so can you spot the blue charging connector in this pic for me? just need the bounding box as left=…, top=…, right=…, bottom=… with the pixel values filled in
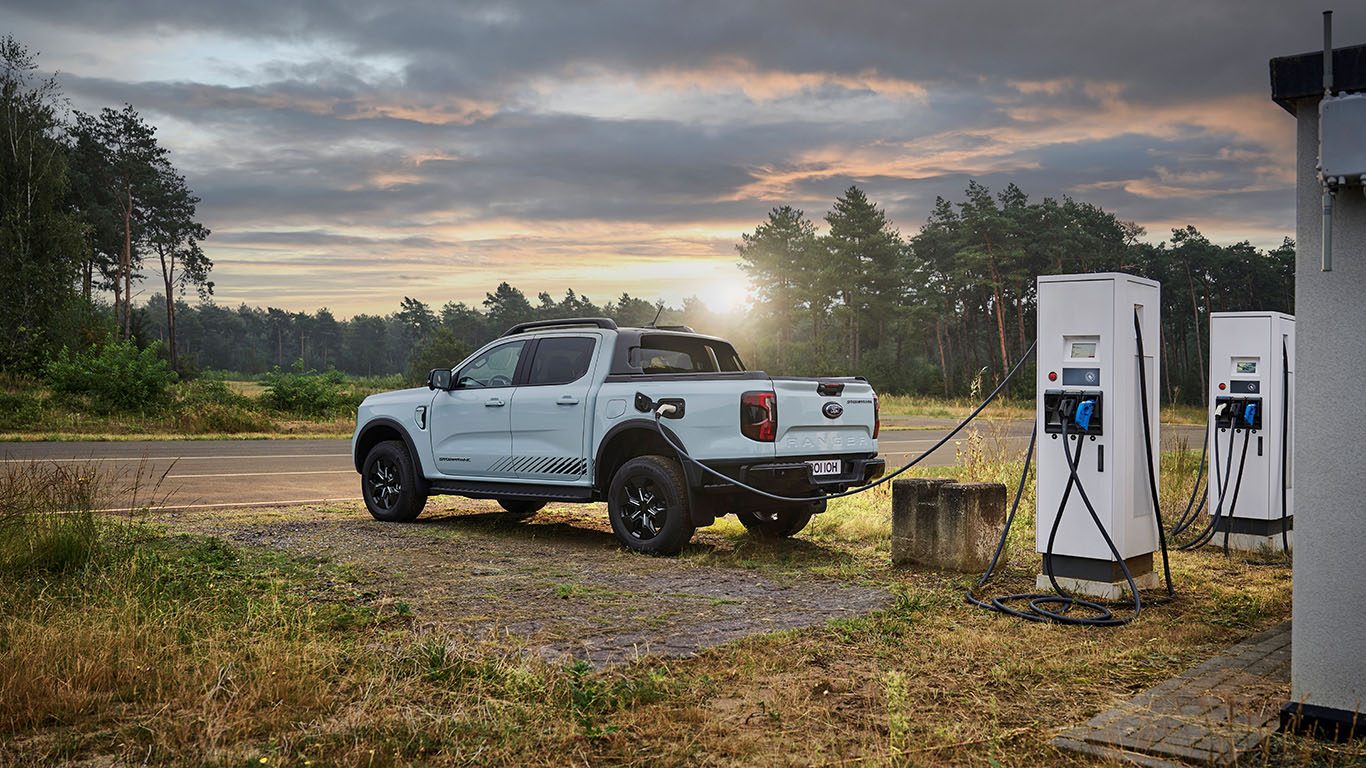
left=1243, top=402, right=1258, bottom=429
left=1074, top=399, right=1095, bottom=432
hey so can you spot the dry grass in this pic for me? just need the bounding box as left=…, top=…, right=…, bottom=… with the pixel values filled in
left=1, top=448, right=1360, bottom=766
left=878, top=393, right=1206, bottom=426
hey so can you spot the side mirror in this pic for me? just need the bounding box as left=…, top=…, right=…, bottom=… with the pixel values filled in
left=427, top=368, right=453, bottom=390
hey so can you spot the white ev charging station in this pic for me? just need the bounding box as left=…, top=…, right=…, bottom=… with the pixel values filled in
left=1206, top=312, right=1296, bottom=552
left=1035, top=273, right=1162, bottom=598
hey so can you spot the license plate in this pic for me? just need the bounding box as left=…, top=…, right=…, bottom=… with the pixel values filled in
left=808, top=459, right=842, bottom=477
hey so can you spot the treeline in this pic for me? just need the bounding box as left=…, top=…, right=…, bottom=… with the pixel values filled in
left=137, top=286, right=720, bottom=384
left=138, top=184, right=1292, bottom=403
left=0, top=36, right=210, bottom=373
left=736, top=184, right=1294, bottom=403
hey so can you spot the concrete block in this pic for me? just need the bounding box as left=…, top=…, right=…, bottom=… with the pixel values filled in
left=891, top=479, right=1006, bottom=572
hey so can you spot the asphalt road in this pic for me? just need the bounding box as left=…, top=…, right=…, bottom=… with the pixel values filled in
left=0, top=418, right=1204, bottom=511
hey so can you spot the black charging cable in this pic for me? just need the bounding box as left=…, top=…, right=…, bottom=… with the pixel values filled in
left=649, top=342, right=1037, bottom=504
left=1179, top=423, right=1249, bottom=551
left=1134, top=310, right=1176, bottom=596
left=1167, top=423, right=1208, bottom=537
left=970, top=420, right=1140, bottom=625
left=1280, top=338, right=1291, bottom=556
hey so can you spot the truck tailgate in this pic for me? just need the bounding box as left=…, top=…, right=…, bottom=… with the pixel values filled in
left=772, top=378, right=877, bottom=457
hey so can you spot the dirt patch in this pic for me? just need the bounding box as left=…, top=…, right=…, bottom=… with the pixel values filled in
left=152, top=501, right=892, bottom=667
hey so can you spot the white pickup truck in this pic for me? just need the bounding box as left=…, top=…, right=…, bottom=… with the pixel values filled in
left=351, top=318, right=884, bottom=554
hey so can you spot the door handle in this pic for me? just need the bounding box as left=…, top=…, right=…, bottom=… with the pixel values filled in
left=557, top=395, right=580, bottom=406
left=485, top=397, right=506, bottom=407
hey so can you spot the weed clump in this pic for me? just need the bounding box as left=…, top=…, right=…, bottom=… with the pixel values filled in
left=0, top=462, right=101, bottom=575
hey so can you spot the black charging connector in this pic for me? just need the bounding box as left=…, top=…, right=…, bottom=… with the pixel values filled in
left=1044, top=389, right=1103, bottom=436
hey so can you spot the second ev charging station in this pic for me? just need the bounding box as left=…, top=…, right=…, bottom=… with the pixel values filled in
left=1205, top=311, right=1296, bottom=552
left=1036, top=273, right=1162, bottom=599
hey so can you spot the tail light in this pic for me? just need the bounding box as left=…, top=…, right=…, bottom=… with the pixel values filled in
left=873, top=394, right=881, bottom=439
left=741, top=390, right=777, bottom=442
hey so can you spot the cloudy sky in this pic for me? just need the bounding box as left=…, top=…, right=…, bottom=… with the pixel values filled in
left=5, top=1, right=1358, bottom=316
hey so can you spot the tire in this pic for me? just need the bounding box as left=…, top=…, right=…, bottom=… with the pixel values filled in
left=739, top=499, right=824, bottom=539
left=361, top=440, right=428, bottom=522
left=607, top=455, right=695, bottom=555
left=498, top=499, right=546, bottom=517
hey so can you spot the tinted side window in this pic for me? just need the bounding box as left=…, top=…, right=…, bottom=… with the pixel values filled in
left=527, top=337, right=596, bottom=386
left=455, top=340, right=524, bottom=389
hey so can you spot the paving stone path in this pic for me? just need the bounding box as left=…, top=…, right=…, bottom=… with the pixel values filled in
left=1054, top=621, right=1291, bottom=767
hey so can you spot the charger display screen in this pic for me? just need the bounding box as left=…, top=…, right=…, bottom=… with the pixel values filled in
left=1069, top=341, right=1097, bottom=359
left=1236, top=361, right=1257, bottom=374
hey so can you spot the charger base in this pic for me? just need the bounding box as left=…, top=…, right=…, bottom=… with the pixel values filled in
left=1037, top=552, right=1157, bottom=599
left=1208, top=515, right=1293, bottom=554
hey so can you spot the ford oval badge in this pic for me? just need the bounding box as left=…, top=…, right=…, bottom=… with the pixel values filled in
left=822, top=402, right=844, bottom=419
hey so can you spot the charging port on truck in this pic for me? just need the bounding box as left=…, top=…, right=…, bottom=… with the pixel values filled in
left=1043, top=389, right=1104, bottom=436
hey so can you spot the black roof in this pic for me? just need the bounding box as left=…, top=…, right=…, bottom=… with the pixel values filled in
left=1271, top=43, right=1366, bottom=115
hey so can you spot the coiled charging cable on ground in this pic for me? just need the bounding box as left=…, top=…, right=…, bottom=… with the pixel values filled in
left=649, top=342, right=1037, bottom=504
left=967, top=308, right=1175, bottom=626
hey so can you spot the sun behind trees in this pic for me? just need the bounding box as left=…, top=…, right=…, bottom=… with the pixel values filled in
left=124, top=185, right=1291, bottom=407
left=736, top=183, right=1293, bottom=404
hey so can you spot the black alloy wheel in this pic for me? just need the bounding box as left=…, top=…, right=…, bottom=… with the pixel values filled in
left=619, top=476, right=668, bottom=540
left=607, top=455, right=694, bottom=555
left=361, top=440, right=427, bottom=522
left=368, top=456, right=403, bottom=512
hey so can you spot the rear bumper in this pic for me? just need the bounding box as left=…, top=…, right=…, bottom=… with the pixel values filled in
left=688, top=453, right=885, bottom=497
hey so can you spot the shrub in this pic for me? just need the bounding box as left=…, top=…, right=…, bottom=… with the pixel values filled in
left=45, top=339, right=178, bottom=413
left=0, top=389, right=45, bottom=430
left=261, top=363, right=355, bottom=416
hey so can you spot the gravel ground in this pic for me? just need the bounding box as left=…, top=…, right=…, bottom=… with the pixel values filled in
left=152, top=501, right=892, bottom=667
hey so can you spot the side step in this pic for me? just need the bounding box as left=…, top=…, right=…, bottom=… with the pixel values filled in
left=429, top=480, right=594, bottom=503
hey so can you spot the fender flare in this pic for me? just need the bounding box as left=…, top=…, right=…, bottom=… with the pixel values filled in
left=354, top=416, right=425, bottom=477
left=594, top=418, right=709, bottom=526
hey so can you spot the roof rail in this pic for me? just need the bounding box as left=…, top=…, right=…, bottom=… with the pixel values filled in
left=500, top=317, right=619, bottom=337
